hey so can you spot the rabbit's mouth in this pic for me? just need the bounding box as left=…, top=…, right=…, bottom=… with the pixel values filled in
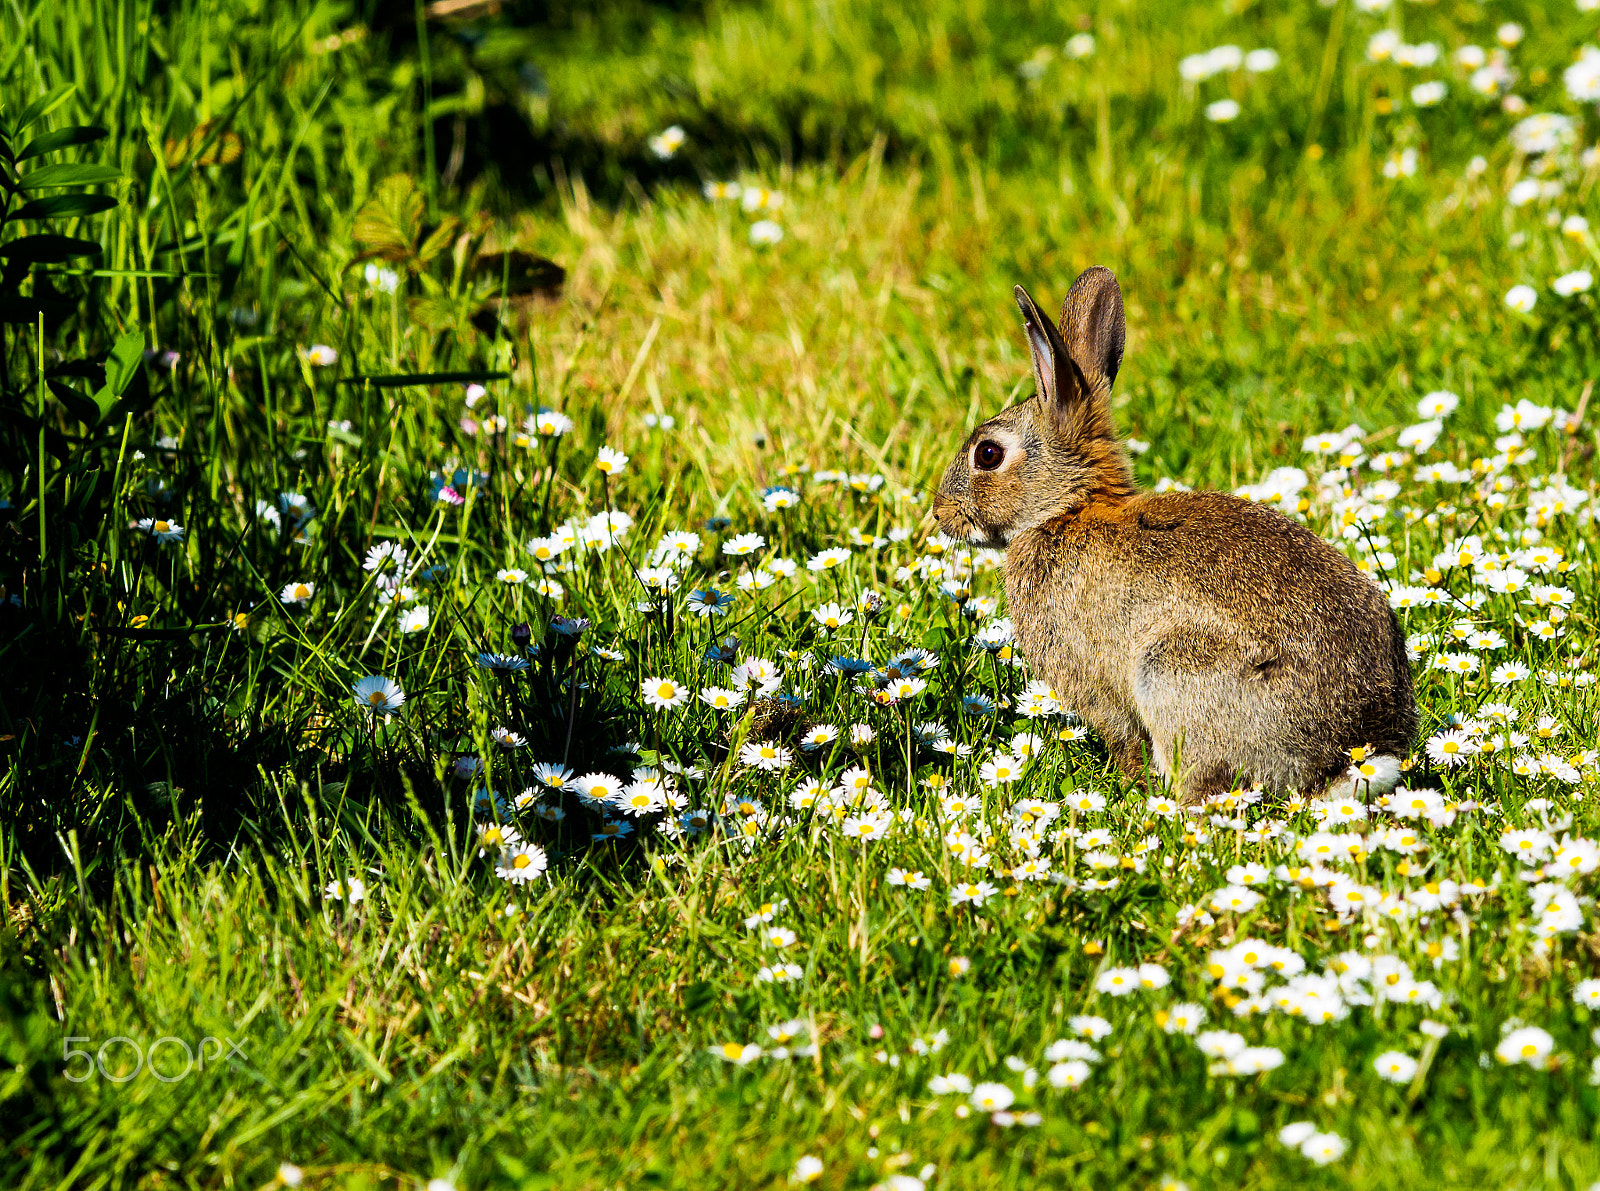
left=934, top=498, right=1007, bottom=549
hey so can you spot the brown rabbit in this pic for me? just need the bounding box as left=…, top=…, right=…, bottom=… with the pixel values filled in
left=935, top=266, right=1416, bottom=803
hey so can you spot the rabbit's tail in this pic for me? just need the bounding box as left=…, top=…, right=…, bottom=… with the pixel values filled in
left=1322, top=755, right=1404, bottom=801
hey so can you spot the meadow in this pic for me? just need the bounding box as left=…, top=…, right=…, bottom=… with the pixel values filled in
left=3, top=0, right=1600, bottom=1187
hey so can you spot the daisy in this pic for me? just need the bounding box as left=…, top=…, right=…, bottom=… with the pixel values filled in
left=699, top=686, right=746, bottom=711
left=838, top=766, right=874, bottom=794
left=799, top=723, right=839, bottom=750
left=841, top=813, right=891, bottom=840
left=398, top=606, right=430, bottom=633
left=741, top=185, right=782, bottom=213
left=1425, top=729, right=1477, bottom=766
left=648, top=125, right=686, bottom=158
left=1300, top=1133, right=1348, bottom=1165
left=886, top=676, right=927, bottom=700
left=740, top=740, right=793, bottom=771
left=1094, top=967, right=1140, bottom=996
left=1138, top=963, right=1171, bottom=989
left=806, top=547, right=852, bottom=571
left=1491, top=661, right=1531, bottom=686
left=364, top=540, right=409, bottom=577
left=531, top=409, right=573, bottom=436
left=749, top=221, right=783, bottom=246
left=969, top=1083, right=1014, bottom=1112
left=595, top=446, right=628, bottom=475
left=280, top=581, right=315, bottom=604
left=324, top=876, right=366, bottom=903
left=810, top=601, right=853, bottom=630
left=886, top=868, right=932, bottom=890
left=138, top=517, right=185, bottom=543
left=491, top=727, right=527, bottom=749
left=352, top=675, right=405, bottom=713
left=591, top=818, right=634, bottom=844
left=548, top=615, right=589, bottom=638
left=1162, top=1003, right=1207, bottom=1035
left=641, top=677, right=689, bottom=710
left=686, top=588, right=736, bottom=617
left=949, top=880, right=999, bottom=906
left=476, top=652, right=529, bottom=672
left=1494, top=1026, right=1554, bottom=1067
left=1553, top=270, right=1593, bottom=297
left=712, top=1041, right=761, bottom=1065
left=276, top=491, right=315, bottom=525
left=1067, top=1015, right=1113, bottom=1041
left=495, top=843, right=549, bottom=883
left=525, top=536, right=568, bottom=563
left=722, top=532, right=767, bottom=557
left=1011, top=731, right=1046, bottom=758
left=531, top=762, right=573, bottom=792
left=1047, top=1060, right=1091, bottom=1089
left=755, top=963, right=803, bottom=984
left=657, top=529, right=702, bottom=558
left=614, top=782, right=666, bottom=816
left=979, top=755, right=1024, bottom=784
left=575, top=773, right=624, bottom=808
left=1373, top=1051, right=1418, bottom=1083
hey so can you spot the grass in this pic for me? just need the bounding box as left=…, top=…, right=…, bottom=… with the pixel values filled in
left=3, top=0, right=1600, bottom=1187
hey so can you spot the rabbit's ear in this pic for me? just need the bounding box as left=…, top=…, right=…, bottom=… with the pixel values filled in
left=1023, top=265, right=1123, bottom=445
left=1059, top=266, right=1125, bottom=398
left=1014, top=284, right=1071, bottom=407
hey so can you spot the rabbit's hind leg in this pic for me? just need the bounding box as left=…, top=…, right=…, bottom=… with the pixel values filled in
left=1132, top=645, right=1260, bottom=802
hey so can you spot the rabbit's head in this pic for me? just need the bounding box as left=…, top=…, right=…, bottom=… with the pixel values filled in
left=936, top=266, right=1133, bottom=547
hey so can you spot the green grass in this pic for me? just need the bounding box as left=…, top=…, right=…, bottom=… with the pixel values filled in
left=3, top=0, right=1600, bottom=1187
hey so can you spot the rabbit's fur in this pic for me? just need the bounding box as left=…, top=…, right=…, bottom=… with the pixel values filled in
left=935, top=266, right=1416, bottom=803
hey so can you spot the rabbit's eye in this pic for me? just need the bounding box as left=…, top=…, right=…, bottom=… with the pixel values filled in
left=974, top=440, right=1006, bottom=471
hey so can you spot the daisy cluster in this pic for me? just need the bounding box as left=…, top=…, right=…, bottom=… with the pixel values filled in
left=263, top=375, right=1589, bottom=1171
left=131, top=306, right=1597, bottom=1175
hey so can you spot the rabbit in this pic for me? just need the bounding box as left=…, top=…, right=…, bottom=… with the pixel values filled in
left=934, top=266, right=1416, bottom=804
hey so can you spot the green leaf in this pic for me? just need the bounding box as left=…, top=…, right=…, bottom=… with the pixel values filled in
left=11, top=194, right=118, bottom=220
left=416, top=215, right=461, bottom=265
left=17, top=163, right=121, bottom=190
left=47, top=379, right=101, bottom=423
left=352, top=174, right=422, bottom=260
left=17, top=125, right=108, bottom=161
left=0, top=234, right=102, bottom=262
left=15, top=86, right=76, bottom=134
left=407, top=293, right=459, bottom=332
left=103, top=330, right=145, bottom=397
left=336, top=370, right=509, bottom=388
